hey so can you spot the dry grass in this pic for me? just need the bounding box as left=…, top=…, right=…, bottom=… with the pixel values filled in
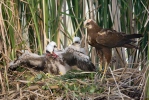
left=0, top=63, right=148, bottom=100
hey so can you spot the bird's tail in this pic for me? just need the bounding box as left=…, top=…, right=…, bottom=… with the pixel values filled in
left=125, top=34, right=143, bottom=39
left=123, top=44, right=139, bottom=49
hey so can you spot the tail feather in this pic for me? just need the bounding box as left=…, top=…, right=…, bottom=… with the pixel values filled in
left=125, top=34, right=143, bottom=39
left=123, top=44, right=139, bottom=49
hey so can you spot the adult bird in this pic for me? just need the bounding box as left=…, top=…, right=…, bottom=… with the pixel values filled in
left=84, top=19, right=143, bottom=79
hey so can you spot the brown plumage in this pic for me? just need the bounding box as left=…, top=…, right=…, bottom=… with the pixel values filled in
left=84, top=19, right=143, bottom=80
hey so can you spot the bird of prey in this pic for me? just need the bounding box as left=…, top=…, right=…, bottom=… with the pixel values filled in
left=9, top=44, right=70, bottom=75
left=45, top=39, right=95, bottom=72
left=9, top=39, right=95, bottom=75
left=47, top=41, right=58, bottom=51
left=46, top=38, right=95, bottom=71
left=72, top=37, right=87, bottom=54
left=45, top=44, right=71, bottom=74
left=84, top=19, right=143, bottom=79
left=61, top=37, right=96, bottom=71
left=47, top=41, right=64, bottom=57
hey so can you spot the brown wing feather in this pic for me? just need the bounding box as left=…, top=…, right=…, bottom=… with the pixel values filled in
left=96, top=29, right=124, bottom=47
left=96, top=29, right=142, bottom=48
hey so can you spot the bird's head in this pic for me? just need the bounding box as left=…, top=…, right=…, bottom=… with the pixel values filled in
left=49, top=41, right=58, bottom=51
left=46, top=44, right=58, bottom=58
left=72, top=37, right=81, bottom=45
left=46, top=44, right=54, bottom=56
left=84, top=19, right=94, bottom=29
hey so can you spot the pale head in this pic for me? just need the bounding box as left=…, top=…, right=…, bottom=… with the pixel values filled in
left=46, top=44, right=54, bottom=54
left=49, top=41, right=57, bottom=48
left=73, top=37, right=81, bottom=44
left=84, top=19, right=94, bottom=29
left=46, top=43, right=58, bottom=58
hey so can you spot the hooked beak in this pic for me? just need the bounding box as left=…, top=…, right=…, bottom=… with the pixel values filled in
left=46, top=50, right=52, bottom=56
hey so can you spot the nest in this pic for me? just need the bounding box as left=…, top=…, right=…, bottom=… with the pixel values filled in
left=0, top=65, right=148, bottom=100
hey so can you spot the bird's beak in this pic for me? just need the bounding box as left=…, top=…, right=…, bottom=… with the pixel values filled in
left=46, top=50, right=53, bottom=56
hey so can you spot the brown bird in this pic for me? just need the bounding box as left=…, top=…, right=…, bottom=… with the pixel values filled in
left=84, top=19, right=143, bottom=80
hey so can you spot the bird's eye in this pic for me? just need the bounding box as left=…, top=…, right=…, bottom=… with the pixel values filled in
left=75, top=41, right=80, bottom=44
left=86, top=23, right=90, bottom=25
left=54, top=45, right=57, bottom=48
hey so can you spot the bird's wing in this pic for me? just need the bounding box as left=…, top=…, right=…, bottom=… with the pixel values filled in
left=95, top=29, right=124, bottom=47
left=96, top=29, right=142, bottom=48
left=80, top=47, right=87, bottom=55
left=9, top=52, right=70, bottom=75
left=62, top=46, right=96, bottom=71
left=9, top=53, right=46, bottom=70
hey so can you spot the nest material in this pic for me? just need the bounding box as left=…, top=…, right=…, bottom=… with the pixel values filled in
left=0, top=65, right=147, bottom=100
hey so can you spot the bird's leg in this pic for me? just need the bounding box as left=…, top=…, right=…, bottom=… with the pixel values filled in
left=96, top=49, right=102, bottom=71
left=99, top=52, right=103, bottom=71
left=100, top=48, right=111, bottom=82
left=101, top=62, right=108, bottom=82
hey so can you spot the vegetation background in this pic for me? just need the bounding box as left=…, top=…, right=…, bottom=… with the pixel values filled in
left=0, top=0, right=149, bottom=99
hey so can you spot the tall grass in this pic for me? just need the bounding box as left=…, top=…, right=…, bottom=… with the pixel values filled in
left=0, top=0, right=149, bottom=99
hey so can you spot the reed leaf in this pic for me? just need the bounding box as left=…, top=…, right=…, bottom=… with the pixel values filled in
left=27, top=0, right=42, bottom=54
